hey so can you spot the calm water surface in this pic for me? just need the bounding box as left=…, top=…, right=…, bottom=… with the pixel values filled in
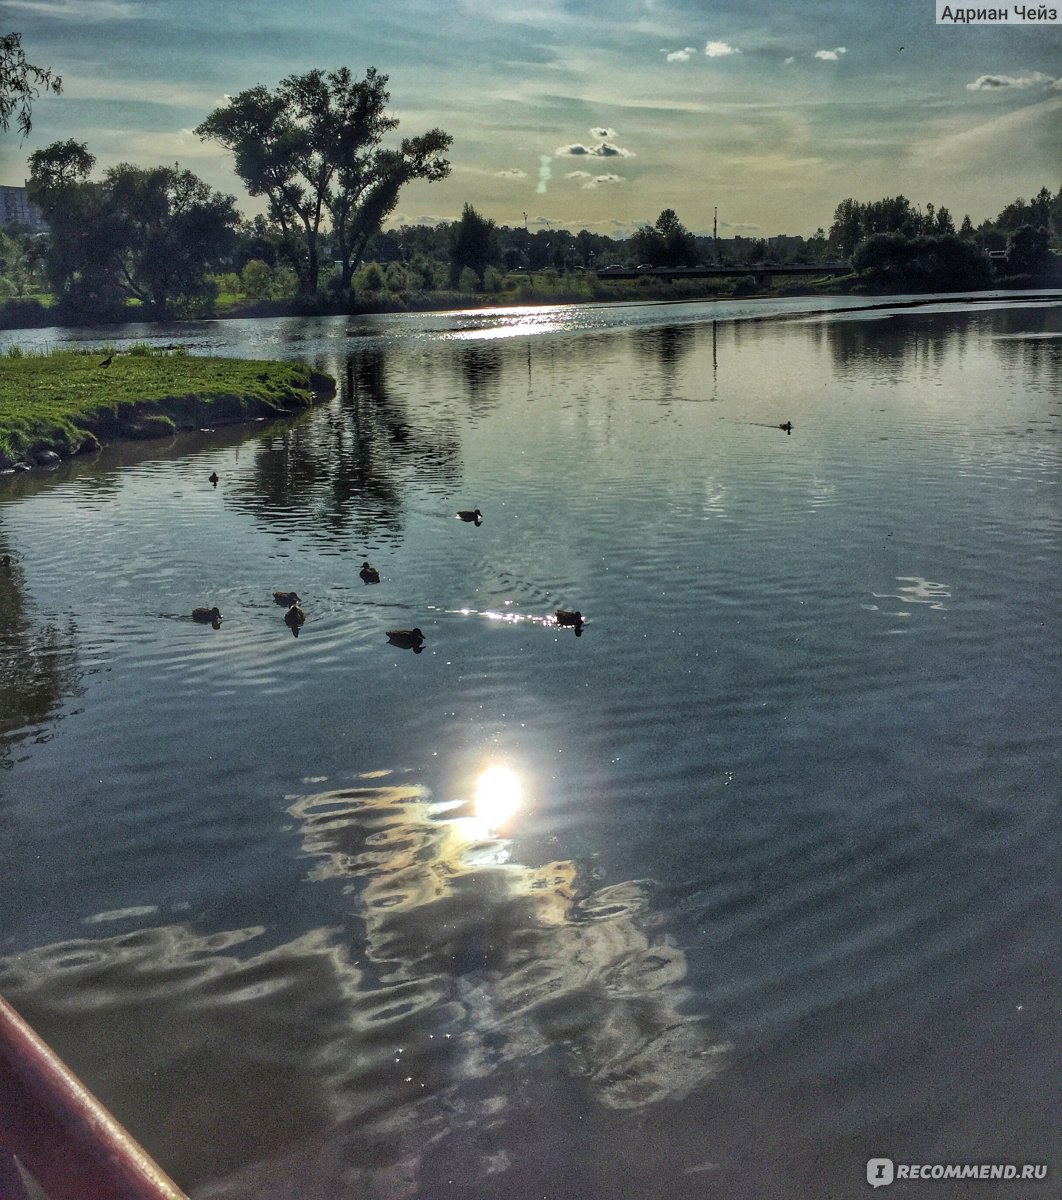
left=0, top=296, right=1059, bottom=1198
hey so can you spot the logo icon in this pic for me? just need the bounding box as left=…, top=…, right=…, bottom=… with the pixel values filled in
left=867, top=1158, right=895, bottom=1188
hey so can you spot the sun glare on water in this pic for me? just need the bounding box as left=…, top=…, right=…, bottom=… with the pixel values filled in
left=474, top=765, right=523, bottom=831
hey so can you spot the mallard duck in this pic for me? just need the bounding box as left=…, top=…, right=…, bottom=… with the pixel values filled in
left=360, top=561, right=381, bottom=584
left=456, top=508, right=483, bottom=524
left=555, top=609, right=584, bottom=628
left=284, top=602, right=306, bottom=629
left=208, top=471, right=219, bottom=486
left=273, top=590, right=300, bottom=606
left=387, top=627, right=425, bottom=651
left=778, top=421, right=793, bottom=434
left=192, top=606, right=222, bottom=624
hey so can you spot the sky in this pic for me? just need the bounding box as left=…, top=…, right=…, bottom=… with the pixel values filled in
left=1, top=0, right=1059, bottom=239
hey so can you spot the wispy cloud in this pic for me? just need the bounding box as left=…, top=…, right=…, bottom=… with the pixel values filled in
left=555, top=141, right=636, bottom=158
left=496, top=168, right=528, bottom=179
left=784, top=56, right=796, bottom=65
left=565, top=171, right=625, bottom=189
left=705, top=41, right=740, bottom=58
left=814, top=47, right=847, bottom=61
left=589, top=126, right=617, bottom=138
left=663, top=47, right=696, bottom=63
left=2, top=0, right=139, bottom=19
left=966, top=71, right=1058, bottom=90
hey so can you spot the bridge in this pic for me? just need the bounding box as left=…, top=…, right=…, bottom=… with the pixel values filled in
left=596, top=263, right=852, bottom=283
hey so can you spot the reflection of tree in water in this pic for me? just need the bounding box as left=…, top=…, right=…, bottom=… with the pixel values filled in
left=824, top=311, right=954, bottom=380
left=453, top=342, right=505, bottom=417
left=631, top=323, right=696, bottom=374
left=225, top=349, right=463, bottom=545
left=0, top=550, right=82, bottom=771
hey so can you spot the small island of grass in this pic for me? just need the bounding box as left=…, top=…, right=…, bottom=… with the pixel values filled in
left=0, top=346, right=335, bottom=469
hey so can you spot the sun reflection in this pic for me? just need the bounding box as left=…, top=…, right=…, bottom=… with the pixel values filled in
left=474, top=765, right=523, bottom=832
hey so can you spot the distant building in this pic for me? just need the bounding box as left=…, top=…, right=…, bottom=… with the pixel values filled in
left=0, top=185, right=47, bottom=233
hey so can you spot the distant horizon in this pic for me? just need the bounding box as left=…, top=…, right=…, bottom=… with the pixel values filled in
left=1, top=1, right=1059, bottom=240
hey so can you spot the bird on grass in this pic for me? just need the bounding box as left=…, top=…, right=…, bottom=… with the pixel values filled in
left=192, top=606, right=223, bottom=628
left=208, top=471, right=219, bottom=487
left=387, top=627, right=425, bottom=652
left=555, top=609, right=584, bottom=635
left=456, top=508, right=483, bottom=525
left=273, top=590, right=300, bottom=607
left=99, top=354, right=113, bottom=368
left=360, top=561, right=381, bottom=584
left=284, top=602, right=306, bottom=636
left=778, top=421, right=793, bottom=434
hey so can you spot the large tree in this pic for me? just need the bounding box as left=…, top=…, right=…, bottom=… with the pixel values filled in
left=195, top=67, right=452, bottom=294
left=0, top=32, right=61, bottom=139
left=28, top=141, right=239, bottom=320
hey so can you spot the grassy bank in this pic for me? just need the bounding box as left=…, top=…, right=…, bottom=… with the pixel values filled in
left=0, top=346, right=335, bottom=468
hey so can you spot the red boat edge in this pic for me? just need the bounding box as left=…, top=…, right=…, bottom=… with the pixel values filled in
left=0, top=994, right=188, bottom=1200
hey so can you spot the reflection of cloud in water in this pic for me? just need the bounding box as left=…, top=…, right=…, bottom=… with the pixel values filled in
left=289, top=779, right=729, bottom=1110
left=0, top=779, right=726, bottom=1197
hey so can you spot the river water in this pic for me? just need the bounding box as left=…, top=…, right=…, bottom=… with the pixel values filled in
left=0, top=294, right=1059, bottom=1198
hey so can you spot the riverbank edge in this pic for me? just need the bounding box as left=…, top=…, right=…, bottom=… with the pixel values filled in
left=0, top=362, right=336, bottom=473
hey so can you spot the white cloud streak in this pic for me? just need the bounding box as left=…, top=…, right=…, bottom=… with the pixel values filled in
left=814, top=47, right=847, bottom=61
left=966, top=71, right=1057, bottom=90
left=664, top=47, right=696, bottom=62
left=705, top=41, right=740, bottom=58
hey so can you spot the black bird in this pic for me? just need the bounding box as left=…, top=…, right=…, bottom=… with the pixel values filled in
left=457, top=508, right=483, bottom=525
left=555, top=609, right=585, bottom=636
left=360, top=561, right=381, bottom=584
left=209, top=471, right=219, bottom=487
left=387, top=627, right=425, bottom=652
left=99, top=354, right=113, bottom=368
left=273, top=591, right=300, bottom=606
left=284, top=602, right=306, bottom=636
left=779, top=421, right=793, bottom=434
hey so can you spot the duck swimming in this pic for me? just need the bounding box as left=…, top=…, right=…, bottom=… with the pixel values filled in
left=456, top=508, right=483, bottom=525
left=555, top=609, right=584, bottom=634
left=284, top=602, right=306, bottom=630
left=208, top=471, right=219, bottom=487
left=192, top=606, right=222, bottom=625
left=778, top=421, right=793, bottom=434
left=273, top=590, right=300, bottom=606
left=387, top=627, right=425, bottom=652
left=360, top=562, right=381, bottom=584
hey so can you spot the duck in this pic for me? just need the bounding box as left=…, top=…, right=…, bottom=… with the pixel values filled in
left=208, top=471, right=219, bottom=486
left=778, top=421, right=793, bottom=434
left=192, top=606, right=222, bottom=625
left=387, top=627, right=425, bottom=652
left=360, top=561, right=381, bottom=584
left=284, top=602, right=306, bottom=631
left=456, top=508, right=483, bottom=525
left=273, top=590, right=300, bottom=606
left=555, top=609, right=584, bottom=630
left=98, top=354, right=113, bottom=368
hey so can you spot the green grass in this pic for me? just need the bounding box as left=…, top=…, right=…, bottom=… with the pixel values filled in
left=0, top=347, right=334, bottom=465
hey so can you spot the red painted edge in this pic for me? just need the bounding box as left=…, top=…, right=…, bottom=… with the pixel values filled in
left=0, top=995, right=188, bottom=1200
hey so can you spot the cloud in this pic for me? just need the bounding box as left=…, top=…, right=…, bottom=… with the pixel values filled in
left=555, top=141, right=636, bottom=159
left=496, top=168, right=528, bottom=179
left=589, top=127, right=617, bottom=138
left=705, top=41, right=740, bottom=58
left=784, top=56, right=796, bottom=65
left=814, top=47, right=847, bottom=61
left=966, top=71, right=1057, bottom=90
left=663, top=47, right=697, bottom=63
left=2, top=0, right=139, bottom=18
left=565, top=171, right=625, bottom=190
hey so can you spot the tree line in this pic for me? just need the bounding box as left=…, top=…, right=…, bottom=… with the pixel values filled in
left=1, top=34, right=1059, bottom=320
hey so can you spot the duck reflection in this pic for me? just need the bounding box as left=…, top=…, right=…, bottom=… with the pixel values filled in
left=288, top=775, right=728, bottom=1111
